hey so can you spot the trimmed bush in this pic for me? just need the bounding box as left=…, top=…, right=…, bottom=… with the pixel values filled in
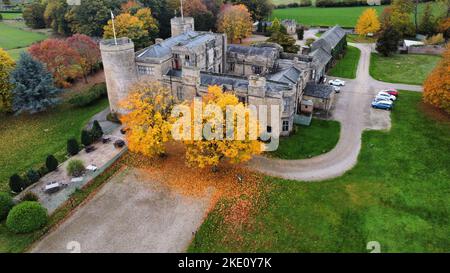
left=67, top=159, right=85, bottom=177
left=9, top=174, right=24, bottom=193
left=45, top=154, right=58, bottom=172
left=91, top=120, right=103, bottom=141
left=68, top=83, right=107, bottom=107
left=81, top=129, right=92, bottom=146
left=6, top=201, right=48, bottom=234
left=0, top=192, right=14, bottom=220
left=26, top=169, right=41, bottom=185
left=38, top=165, right=49, bottom=177
left=67, top=138, right=80, bottom=156
left=20, top=192, right=39, bottom=202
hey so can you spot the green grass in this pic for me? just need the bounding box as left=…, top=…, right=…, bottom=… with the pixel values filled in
left=0, top=152, right=125, bottom=253
left=190, top=91, right=450, bottom=252
left=370, top=53, right=441, bottom=85
left=269, top=119, right=340, bottom=159
left=0, top=22, right=47, bottom=50
left=346, top=34, right=376, bottom=43
left=0, top=99, right=109, bottom=192
left=0, top=13, right=22, bottom=20
left=329, top=46, right=360, bottom=79
left=6, top=47, right=27, bottom=61
left=271, top=3, right=444, bottom=27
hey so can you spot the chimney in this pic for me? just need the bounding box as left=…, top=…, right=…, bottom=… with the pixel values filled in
left=248, top=75, right=266, bottom=98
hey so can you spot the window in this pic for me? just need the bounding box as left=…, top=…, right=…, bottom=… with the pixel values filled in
left=282, top=120, right=289, bottom=132
left=238, top=96, right=246, bottom=104
left=253, top=65, right=263, bottom=74
left=267, top=126, right=272, bottom=133
left=283, top=99, right=290, bottom=113
left=229, top=63, right=235, bottom=72
left=137, top=66, right=153, bottom=75
left=177, top=86, right=183, bottom=100
left=173, top=54, right=181, bottom=70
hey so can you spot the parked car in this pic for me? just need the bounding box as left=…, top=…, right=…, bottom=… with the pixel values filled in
left=114, top=139, right=126, bottom=148
left=376, top=92, right=396, bottom=101
left=381, top=88, right=399, bottom=97
left=333, top=86, right=341, bottom=93
left=329, top=79, right=346, bottom=86
left=372, top=99, right=393, bottom=110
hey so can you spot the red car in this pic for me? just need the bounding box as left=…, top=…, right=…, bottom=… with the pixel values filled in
left=382, top=89, right=399, bottom=97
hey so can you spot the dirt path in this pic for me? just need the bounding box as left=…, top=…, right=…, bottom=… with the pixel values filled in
left=247, top=43, right=407, bottom=181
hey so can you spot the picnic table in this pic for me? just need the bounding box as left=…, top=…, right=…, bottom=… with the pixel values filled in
left=86, top=164, right=98, bottom=171
left=44, top=181, right=60, bottom=193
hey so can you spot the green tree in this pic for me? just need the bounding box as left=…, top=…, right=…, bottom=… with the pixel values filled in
left=141, top=0, right=172, bottom=38
left=81, top=129, right=93, bottom=146
left=44, top=0, right=71, bottom=35
left=46, top=155, right=59, bottom=172
left=10, top=52, right=61, bottom=114
left=376, top=26, right=401, bottom=57
left=0, top=48, right=15, bottom=113
left=91, top=120, right=104, bottom=141
left=67, top=138, right=80, bottom=156
left=391, top=0, right=415, bottom=37
left=419, top=3, right=436, bottom=36
left=230, top=0, right=274, bottom=21
left=23, top=1, right=46, bottom=29
left=9, top=174, right=24, bottom=193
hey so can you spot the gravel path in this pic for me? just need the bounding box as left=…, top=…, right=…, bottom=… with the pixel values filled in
left=247, top=43, right=419, bottom=181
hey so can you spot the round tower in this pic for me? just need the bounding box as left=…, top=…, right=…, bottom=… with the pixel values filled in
left=100, top=37, right=137, bottom=114
left=170, top=17, right=195, bottom=37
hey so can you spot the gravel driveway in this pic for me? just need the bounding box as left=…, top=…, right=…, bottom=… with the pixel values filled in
left=30, top=168, right=213, bottom=253
left=248, top=43, right=421, bottom=181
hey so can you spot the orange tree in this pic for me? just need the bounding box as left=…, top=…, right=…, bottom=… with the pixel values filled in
left=120, top=82, right=175, bottom=157
left=423, top=45, right=450, bottom=114
left=217, top=4, right=253, bottom=43
left=176, top=85, right=261, bottom=169
left=355, top=8, right=381, bottom=36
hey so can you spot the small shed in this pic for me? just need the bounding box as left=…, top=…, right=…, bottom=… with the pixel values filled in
left=303, top=82, right=335, bottom=113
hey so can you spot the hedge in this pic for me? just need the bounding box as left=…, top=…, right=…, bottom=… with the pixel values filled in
left=68, top=83, right=107, bottom=107
left=6, top=201, right=48, bottom=234
left=0, top=192, right=14, bottom=220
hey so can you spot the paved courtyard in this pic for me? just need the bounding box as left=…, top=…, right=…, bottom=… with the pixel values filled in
left=30, top=168, right=213, bottom=253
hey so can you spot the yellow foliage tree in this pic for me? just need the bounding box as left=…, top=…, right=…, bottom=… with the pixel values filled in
left=120, top=82, right=175, bottom=157
left=181, top=85, right=261, bottom=169
left=0, top=48, right=15, bottom=112
left=355, top=8, right=381, bottom=36
left=423, top=45, right=450, bottom=114
left=135, top=8, right=159, bottom=40
left=217, top=4, right=253, bottom=43
left=103, top=13, right=148, bottom=48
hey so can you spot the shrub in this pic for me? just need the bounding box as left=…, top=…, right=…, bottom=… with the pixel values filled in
left=424, top=33, right=445, bottom=45
left=38, top=165, right=49, bottom=177
left=296, top=27, right=304, bottom=40
left=305, top=38, right=316, bottom=46
left=45, top=155, right=58, bottom=172
left=26, top=169, right=41, bottom=185
left=90, top=120, right=103, bottom=141
left=67, top=138, right=80, bottom=156
left=106, top=112, right=121, bottom=124
left=81, top=129, right=92, bottom=146
left=0, top=14, right=3, bottom=21
left=0, top=192, right=14, bottom=220
left=68, top=83, right=107, bottom=107
left=9, top=174, right=24, bottom=193
left=67, top=159, right=85, bottom=177
left=6, top=201, right=48, bottom=234
left=20, top=192, right=39, bottom=202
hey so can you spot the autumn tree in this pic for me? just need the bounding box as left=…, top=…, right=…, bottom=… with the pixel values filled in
left=419, top=3, right=436, bottom=36
left=267, top=18, right=299, bottom=53
left=438, top=17, right=450, bottom=40
left=380, top=7, right=392, bottom=30
left=180, top=85, right=261, bottom=169
left=0, top=48, right=15, bottom=112
left=355, top=8, right=381, bottom=36
left=23, top=1, right=46, bottom=29
left=391, top=0, right=415, bottom=37
left=140, top=0, right=172, bottom=38
left=229, top=0, right=273, bottom=21
left=120, top=82, right=175, bottom=157
left=103, top=13, right=149, bottom=49
left=135, top=8, right=159, bottom=42
left=121, top=0, right=142, bottom=14
left=10, top=52, right=60, bottom=114
left=217, top=4, right=253, bottom=43
left=29, top=38, right=82, bottom=88
left=184, top=0, right=216, bottom=31
left=44, top=0, right=71, bottom=35
left=423, top=44, right=450, bottom=114
left=376, top=26, right=401, bottom=57
left=66, top=34, right=101, bottom=83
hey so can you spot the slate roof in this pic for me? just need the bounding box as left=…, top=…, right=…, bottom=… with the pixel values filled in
left=311, top=25, right=346, bottom=54
left=227, top=44, right=279, bottom=59
left=268, top=66, right=302, bottom=85
left=135, top=31, right=217, bottom=61
left=304, top=82, right=334, bottom=99
left=310, top=47, right=332, bottom=68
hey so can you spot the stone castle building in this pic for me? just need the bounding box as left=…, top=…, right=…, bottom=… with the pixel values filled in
left=100, top=16, right=346, bottom=136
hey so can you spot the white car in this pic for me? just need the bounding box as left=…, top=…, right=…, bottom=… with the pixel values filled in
left=329, top=79, right=346, bottom=86
left=377, top=91, right=396, bottom=101
left=332, top=86, right=341, bottom=93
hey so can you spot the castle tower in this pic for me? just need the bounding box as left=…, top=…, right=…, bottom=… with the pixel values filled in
left=100, top=37, right=137, bottom=114
left=171, top=17, right=195, bottom=37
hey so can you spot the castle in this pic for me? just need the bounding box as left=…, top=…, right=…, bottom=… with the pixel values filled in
left=100, top=16, right=346, bottom=136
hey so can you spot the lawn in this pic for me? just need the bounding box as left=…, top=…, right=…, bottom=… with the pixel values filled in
left=370, top=53, right=441, bottom=85
left=0, top=98, right=109, bottom=192
left=190, top=91, right=450, bottom=252
left=0, top=13, right=22, bottom=20
left=271, top=2, right=444, bottom=27
left=6, top=47, right=27, bottom=61
left=0, top=22, right=47, bottom=50
left=269, top=119, right=340, bottom=159
left=329, top=45, right=360, bottom=79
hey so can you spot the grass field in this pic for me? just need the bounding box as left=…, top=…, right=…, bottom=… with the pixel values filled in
left=0, top=22, right=47, bottom=50
left=189, top=91, right=450, bottom=252
left=6, top=47, right=27, bottom=60
left=370, top=53, right=441, bottom=85
left=0, top=13, right=22, bottom=20
left=271, top=3, right=444, bottom=27
left=0, top=99, right=109, bottom=192
left=269, top=119, right=340, bottom=159
left=329, top=46, right=360, bottom=79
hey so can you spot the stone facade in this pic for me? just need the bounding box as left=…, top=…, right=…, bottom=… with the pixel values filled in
left=100, top=17, right=345, bottom=136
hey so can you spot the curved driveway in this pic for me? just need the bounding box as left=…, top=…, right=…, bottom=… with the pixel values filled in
left=247, top=43, right=422, bottom=181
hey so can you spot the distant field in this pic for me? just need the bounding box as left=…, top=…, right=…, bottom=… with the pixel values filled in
left=0, top=22, right=47, bottom=50
left=0, top=12, right=22, bottom=19
left=271, top=2, right=444, bottom=27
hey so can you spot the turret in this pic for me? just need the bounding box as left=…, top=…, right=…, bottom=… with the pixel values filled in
left=248, top=75, right=266, bottom=98
left=171, top=17, right=195, bottom=37
left=100, top=37, right=137, bottom=114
